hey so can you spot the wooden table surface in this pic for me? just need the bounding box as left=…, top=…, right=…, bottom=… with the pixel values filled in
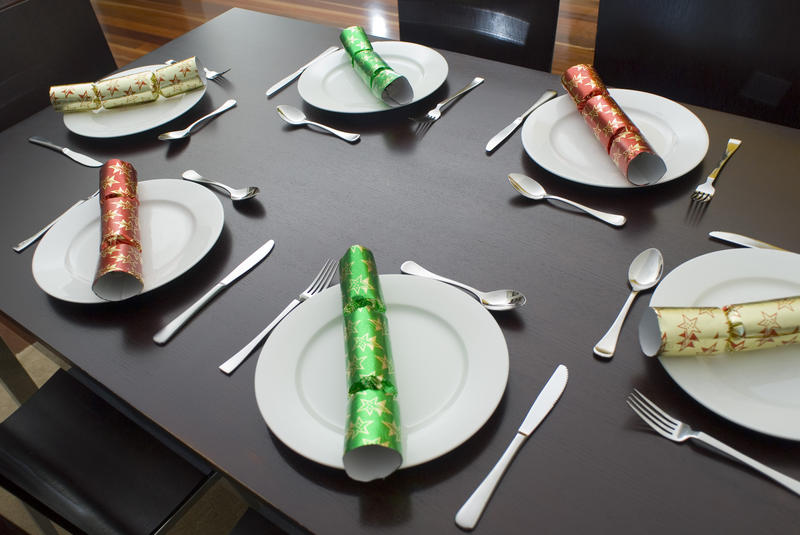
left=1, top=8, right=799, bottom=534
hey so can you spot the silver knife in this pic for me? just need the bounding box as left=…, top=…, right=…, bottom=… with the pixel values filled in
left=485, top=90, right=558, bottom=153
left=455, top=364, right=568, bottom=530
left=709, top=231, right=788, bottom=251
left=153, top=239, right=275, bottom=345
left=265, top=46, right=339, bottom=97
left=28, top=136, right=104, bottom=167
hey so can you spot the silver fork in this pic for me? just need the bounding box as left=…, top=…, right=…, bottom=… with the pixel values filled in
left=690, top=138, right=742, bottom=202
left=12, top=189, right=100, bottom=253
left=218, top=258, right=337, bottom=375
left=412, top=76, right=484, bottom=134
left=627, top=389, right=800, bottom=496
left=203, top=66, right=230, bottom=80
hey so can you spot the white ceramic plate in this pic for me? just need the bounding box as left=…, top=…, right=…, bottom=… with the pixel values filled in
left=63, top=65, right=207, bottom=138
left=521, top=88, right=709, bottom=188
left=254, top=274, right=509, bottom=469
left=32, top=179, right=224, bottom=303
left=297, top=41, right=448, bottom=113
left=651, top=249, right=800, bottom=439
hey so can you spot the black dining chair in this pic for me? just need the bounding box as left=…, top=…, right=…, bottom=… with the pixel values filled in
left=592, top=0, right=800, bottom=129
left=0, top=336, right=216, bottom=534
left=0, top=0, right=117, bottom=130
left=397, top=0, right=561, bottom=71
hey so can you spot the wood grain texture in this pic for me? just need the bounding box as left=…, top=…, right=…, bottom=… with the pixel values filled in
left=89, top=0, right=596, bottom=73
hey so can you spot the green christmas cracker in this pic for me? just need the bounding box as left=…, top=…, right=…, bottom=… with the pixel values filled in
left=339, top=26, right=413, bottom=106
left=339, top=245, right=402, bottom=481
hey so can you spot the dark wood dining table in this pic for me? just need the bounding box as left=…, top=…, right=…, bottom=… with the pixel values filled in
left=2, top=8, right=799, bottom=534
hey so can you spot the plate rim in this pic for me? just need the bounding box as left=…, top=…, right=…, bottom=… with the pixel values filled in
left=62, top=63, right=207, bottom=138
left=297, top=40, right=449, bottom=113
left=652, top=249, right=800, bottom=439
left=521, top=88, right=709, bottom=188
left=31, top=179, right=224, bottom=303
left=253, top=273, right=509, bottom=469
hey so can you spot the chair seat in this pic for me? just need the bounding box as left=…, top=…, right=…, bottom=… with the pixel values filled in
left=0, top=369, right=208, bottom=535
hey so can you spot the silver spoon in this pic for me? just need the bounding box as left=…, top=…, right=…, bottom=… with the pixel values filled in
left=400, top=260, right=526, bottom=311
left=181, top=170, right=259, bottom=201
left=508, top=173, right=626, bottom=227
left=593, top=248, right=664, bottom=358
left=158, top=99, right=237, bottom=141
left=276, top=105, right=360, bottom=143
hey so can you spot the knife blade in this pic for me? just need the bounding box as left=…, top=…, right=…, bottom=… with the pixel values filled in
left=455, top=364, right=568, bottom=530
left=266, top=46, right=339, bottom=97
left=153, top=239, right=275, bottom=345
left=709, top=231, right=788, bottom=251
left=485, top=90, right=558, bottom=153
left=28, top=136, right=103, bottom=167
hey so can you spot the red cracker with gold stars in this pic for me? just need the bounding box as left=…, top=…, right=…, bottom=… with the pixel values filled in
left=561, top=64, right=666, bottom=185
left=654, top=296, right=800, bottom=356
left=92, top=159, right=144, bottom=300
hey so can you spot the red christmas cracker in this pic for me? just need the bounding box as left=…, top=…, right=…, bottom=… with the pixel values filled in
left=561, top=64, right=666, bottom=185
left=92, top=159, right=143, bottom=300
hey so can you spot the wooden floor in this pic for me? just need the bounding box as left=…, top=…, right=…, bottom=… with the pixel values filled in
left=89, top=0, right=598, bottom=74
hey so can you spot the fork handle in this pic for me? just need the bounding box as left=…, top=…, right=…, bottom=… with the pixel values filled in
left=439, top=77, right=484, bottom=112
left=218, top=299, right=300, bottom=375
left=707, top=138, right=741, bottom=181
left=694, top=432, right=800, bottom=496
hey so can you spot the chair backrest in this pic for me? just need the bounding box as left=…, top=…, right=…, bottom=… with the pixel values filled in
left=397, top=0, right=561, bottom=71
left=0, top=0, right=117, bottom=130
left=592, top=0, right=800, bottom=128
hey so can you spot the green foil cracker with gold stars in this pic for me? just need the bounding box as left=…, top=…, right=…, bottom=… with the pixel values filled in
left=339, top=245, right=402, bottom=481
left=339, top=26, right=413, bottom=107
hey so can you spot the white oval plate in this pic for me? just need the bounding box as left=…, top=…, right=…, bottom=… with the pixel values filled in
left=254, top=274, right=509, bottom=469
left=297, top=41, right=448, bottom=113
left=63, top=64, right=207, bottom=138
left=651, top=249, right=800, bottom=440
left=32, top=179, right=224, bottom=303
left=521, top=88, right=709, bottom=188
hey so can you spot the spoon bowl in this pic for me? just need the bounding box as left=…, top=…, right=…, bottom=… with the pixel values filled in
left=400, top=260, right=526, bottom=311
left=181, top=170, right=259, bottom=201
left=508, top=173, right=626, bottom=227
left=593, top=248, right=664, bottom=358
left=276, top=105, right=360, bottom=143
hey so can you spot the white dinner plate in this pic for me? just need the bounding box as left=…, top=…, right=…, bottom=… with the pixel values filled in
left=651, top=249, right=800, bottom=440
left=32, top=179, right=224, bottom=303
left=63, top=64, right=207, bottom=138
left=254, top=274, right=509, bottom=469
left=521, top=88, right=709, bottom=188
left=297, top=41, right=448, bottom=113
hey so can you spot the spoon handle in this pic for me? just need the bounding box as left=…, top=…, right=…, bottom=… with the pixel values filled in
left=546, top=195, right=626, bottom=227
left=186, top=99, right=237, bottom=135
left=306, top=120, right=360, bottom=143
left=593, top=289, right=639, bottom=358
left=400, top=261, right=482, bottom=300
left=182, top=175, right=233, bottom=196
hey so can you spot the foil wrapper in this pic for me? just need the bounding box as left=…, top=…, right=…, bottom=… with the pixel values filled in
left=92, top=159, right=143, bottom=301
left=49, top=82, right=100, bottom=112
left=561, top=64, right=666, bottom=185
left=339, top=245, right=402, bottom=481
left=652, top=296, right=800, bottom=356
left=95, top=71, right=158, bottom=109
left=153, top=57, right=205, bottom=98
left=49, top=57, right=204, bottom=113
left=340, top=26, right=413, bottom=107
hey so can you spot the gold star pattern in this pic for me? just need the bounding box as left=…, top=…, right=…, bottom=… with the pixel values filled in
left=350, top=274, right=374, bottom=295
left=353, top=333, right=382, bottom=353
left=381, top=420, right=399, bottom=437
left=346, top=417, right=372, bottom=439
left=357, top=397, right=392, bottom=417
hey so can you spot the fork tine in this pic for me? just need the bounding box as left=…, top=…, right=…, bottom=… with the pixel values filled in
left=312, top=258, right=337, bottom=293
left=303, top=258, right=334, bottom=293
left=632, top=389, right=679, bottom=428
left=626, top=398, right=674, bottom=439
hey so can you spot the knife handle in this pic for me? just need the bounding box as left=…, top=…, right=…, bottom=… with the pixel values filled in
left=28, top=136, right=63, bottom=152
left=12, top=199, right=84, bottom=253
left=153, top=284, right=224, bottom=345
left=455, top=433, right=526, bottom=530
